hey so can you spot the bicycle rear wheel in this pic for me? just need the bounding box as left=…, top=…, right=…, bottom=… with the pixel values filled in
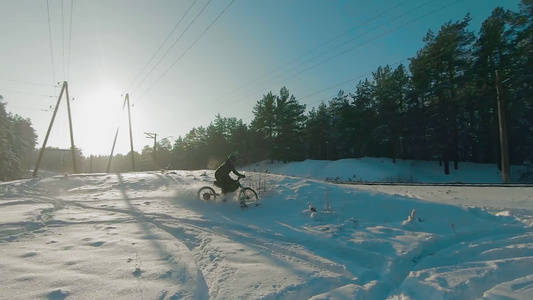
left=198, top=186, right=217, bottom=201
left=238, top=187, right=258, bottom=207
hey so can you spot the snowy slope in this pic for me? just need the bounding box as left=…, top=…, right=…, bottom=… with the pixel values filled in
left=0, top=158, right=532, bottom=300
left=246, top=157, right=526, bottom=183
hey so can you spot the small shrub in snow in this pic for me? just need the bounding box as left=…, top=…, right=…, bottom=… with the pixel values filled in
left=244, top=169, right=272, bottom=196
left=322, top=187, right=332, bottom=212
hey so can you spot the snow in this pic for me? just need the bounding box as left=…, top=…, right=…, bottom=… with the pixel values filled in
left=0, top=158, right=532, bottom=300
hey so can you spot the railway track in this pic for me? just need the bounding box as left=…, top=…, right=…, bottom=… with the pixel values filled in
left=327, top=181, right=533, bottom=187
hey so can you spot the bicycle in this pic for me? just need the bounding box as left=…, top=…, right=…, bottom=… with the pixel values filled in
left=197, top=177, right=259, bottom=209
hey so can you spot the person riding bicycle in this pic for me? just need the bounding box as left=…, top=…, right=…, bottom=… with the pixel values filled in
left=215, top=154, right=245, bottom=194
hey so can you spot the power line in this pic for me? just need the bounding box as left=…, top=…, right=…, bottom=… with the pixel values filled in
left=43, top=0, right=73, bottom=82
left=178, top=0, right=462, bottom=127
left=223, top=0, right=444, bottom=107
left=46, top=0, right=56, bottom=85
left=214, top=0, right=416, bottom=103
left=62, top=0, right=65, bottom=79
left=175, top=0, right=423, bottom=121
left=275, top=0, right=461, bottom=108
left=8, top=105, right=53, bottom=112
left=134, top=0, right=236, bottom=105
left=1, top=88, right=56, bottom=99
left=126, top=0, right=199, bottom=92
left=300, top=59, right=409, bottom=104
left=0, top=78, right=55, bottom=87
left=202, top=0, right=458, bottom=117
left=67, top=0, right=74, bottom=81
left=131, top=0, right=214, bottom=97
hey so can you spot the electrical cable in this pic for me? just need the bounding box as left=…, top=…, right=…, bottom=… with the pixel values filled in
left=195, top=0, right=460, bottom=121
left=131, top=0, right=214, bottom=97
left=133, top=0, right=236, bottom=105
left=0, top=78, right=55, bottom=86
left=222, top=0, right=446, bottom=108
left=9, top=105, right=53, bottom=112
left=1, top=88, right=55, bottom=98
left=62, top=0, right=66, bottom=79
left=215, top=0, right=416, bottom=102
left=300, top=59, right=409, bottom=104
left=126, top=0, right=199, bottom=92
left=67, top=0, right=74, bottom=81
left=46, top=0, right=57, bottom=86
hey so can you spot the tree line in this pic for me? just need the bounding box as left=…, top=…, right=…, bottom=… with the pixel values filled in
left=1, top=2, right=532, bottom=180
left=0, top=96, right=37, bottom=181
left=169, top=3, right=532, bottom=173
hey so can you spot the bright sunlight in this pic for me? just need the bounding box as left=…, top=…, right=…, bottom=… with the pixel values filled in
left=73, top=84, right=127, bottom=156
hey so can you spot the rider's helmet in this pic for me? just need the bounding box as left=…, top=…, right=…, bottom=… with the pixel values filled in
left=228, top=153, right=237, bottom=163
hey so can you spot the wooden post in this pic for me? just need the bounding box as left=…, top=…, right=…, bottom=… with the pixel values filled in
left=106, top=95, right=128, bottom=173
left=33, top=81, right=77, bottom=177
left=495, top=70, right=510, bottom=183
left=144, top=132, right=157, bottom=169
left=106, top=126, right=120, bottom=173
left=126, top=94, right=135, bottom=172
left=106, top=93, right=135, bottom=172
left=64, top=81, right=77, bottom=173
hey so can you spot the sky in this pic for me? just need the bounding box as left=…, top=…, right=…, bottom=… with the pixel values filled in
left=1, top=157, right=532, bottom=299
left=0, top=0, right=522, bottom=156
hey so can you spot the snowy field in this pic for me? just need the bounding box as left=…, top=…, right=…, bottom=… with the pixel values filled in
left=0, top=158, right=532, bottom=300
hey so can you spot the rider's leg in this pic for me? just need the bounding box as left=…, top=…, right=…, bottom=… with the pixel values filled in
left=219, top=181, right=226, bottom=194
left=228, top=180, right=239, bottom=193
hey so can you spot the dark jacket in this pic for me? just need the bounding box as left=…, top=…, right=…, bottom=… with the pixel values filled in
left=215, top=159, right=243, bottom=180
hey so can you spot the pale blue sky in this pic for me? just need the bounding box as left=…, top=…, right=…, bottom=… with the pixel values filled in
left=0, top=0, right=521, bottom=156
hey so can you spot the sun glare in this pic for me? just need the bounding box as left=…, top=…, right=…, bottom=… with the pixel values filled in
left=75, top=85, right=127, bottom=155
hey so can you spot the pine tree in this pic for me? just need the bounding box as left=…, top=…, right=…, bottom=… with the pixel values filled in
left=274, top=87, right=306, bottom=162
left=0, top=96, right=38, bottom=180
left=372, top=65, right=409, bottom=162
left=0, top=97, right=14, bottom=181
left=351, top=79, right=377, bottom=157
left=251, top=92, right=276, bottom=161
left=510, top=0, right=533, bottom=164
left=306, top=102, right=332, bottom=159
left=410, top=15, right=475, bottom=174
left=471, top=7, right=514, bottom=164
left=328, top=90, right=354, bottom=159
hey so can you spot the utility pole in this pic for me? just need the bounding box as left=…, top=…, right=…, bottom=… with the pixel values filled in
left=65, top=81, right=77, bottom=174
left=126, top=94, right=135, bottom=172
left=106, top=93, right=135, bottom=173
left=33, top=81, right=77, bottom=177
left=144, top=132, right=157, bottom=168
left=495, top=70, right=510, bottom=183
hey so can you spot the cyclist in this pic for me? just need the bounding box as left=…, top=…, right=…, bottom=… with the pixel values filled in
left=215, top=154, right=245, bottom=195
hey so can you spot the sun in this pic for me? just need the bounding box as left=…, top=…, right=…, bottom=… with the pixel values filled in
left=73, top=84, right=127, bottom=156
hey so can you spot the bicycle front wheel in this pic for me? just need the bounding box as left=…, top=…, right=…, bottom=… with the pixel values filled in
left=238, top=187, right=258, bottom=206
left=198, top=186, right=217, bottom=201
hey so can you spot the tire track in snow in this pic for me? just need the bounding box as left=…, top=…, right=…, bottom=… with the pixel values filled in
left=380, top=224, right=532, bottom=299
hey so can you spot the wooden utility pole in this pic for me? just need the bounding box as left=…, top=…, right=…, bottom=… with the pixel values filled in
left=106, top=93, right=135, bottom=172
left=495, top=70, right=510, bottom=183
left=126, top=94, right=135, bottom=172
left=65, top=81, right=77, bottom=173
left=33, top=81, right=77, bottom=177
left=144, top=132, right=157, bottom=167
left=106, top=123, right=121, bottom=173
